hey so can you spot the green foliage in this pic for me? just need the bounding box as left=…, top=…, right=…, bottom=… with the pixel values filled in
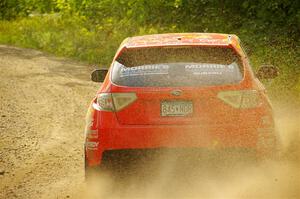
left=0, top=0, right=299, bottom=100
left=0, top=0, right=57, bottom=19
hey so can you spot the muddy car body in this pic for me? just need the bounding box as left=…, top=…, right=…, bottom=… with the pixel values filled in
left=84, top=33, right=279, bottom=171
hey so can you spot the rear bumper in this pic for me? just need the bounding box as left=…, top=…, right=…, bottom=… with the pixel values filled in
left=85, top=125, right=277, bottom=166
left=108, top=125, right=258, bottom=148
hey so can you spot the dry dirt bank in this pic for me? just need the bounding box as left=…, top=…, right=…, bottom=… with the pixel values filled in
left=0, top=45, right=299, bottom=199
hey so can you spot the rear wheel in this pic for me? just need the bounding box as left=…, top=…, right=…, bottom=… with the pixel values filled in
left=84, top=151, right=103, bottom=181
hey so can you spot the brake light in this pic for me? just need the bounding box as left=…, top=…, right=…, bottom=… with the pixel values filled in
left=112, top=93, right=137, bottom=111
left=93, top=93, right=137, bottom=112
left=218, top=90, right=261, bottom=109
left=95, top=93, right=114, bottom=111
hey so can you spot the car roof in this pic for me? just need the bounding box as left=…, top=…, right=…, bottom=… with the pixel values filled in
left=124, top=33, right=235, bottom=47
left=119, top=33, right=245, bottom=57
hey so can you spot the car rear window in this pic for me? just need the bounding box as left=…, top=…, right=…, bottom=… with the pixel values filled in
left=111, top=46, right=244, bottom=87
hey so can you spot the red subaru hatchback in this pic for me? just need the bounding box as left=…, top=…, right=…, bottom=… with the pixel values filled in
left=84, top=33, right=280, bottom=174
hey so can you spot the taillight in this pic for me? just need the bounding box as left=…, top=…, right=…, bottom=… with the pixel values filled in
left=95, top=93, right=114, bottom=111
left=93, top=93, right=137, bottom=112
left=112, top=93, right=137, bottom=111
left=218, top=90, right=261, bottom=109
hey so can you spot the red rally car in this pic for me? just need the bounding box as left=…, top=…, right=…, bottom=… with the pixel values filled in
left=84, top=33, right=280, bottom=173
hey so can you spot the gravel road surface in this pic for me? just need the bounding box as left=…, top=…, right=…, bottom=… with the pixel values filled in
left=0, top=45, right=98, bottom=198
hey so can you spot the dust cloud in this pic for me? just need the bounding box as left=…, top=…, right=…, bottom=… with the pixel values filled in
left=77, top=102, right=300, bottom=199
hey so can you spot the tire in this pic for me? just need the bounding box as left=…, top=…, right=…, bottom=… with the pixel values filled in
left=84, top=151, right=103, bottom=181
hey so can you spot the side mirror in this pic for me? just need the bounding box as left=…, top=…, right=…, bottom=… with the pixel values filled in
left=91, top=69, right=108, bottom=82
left=256, top=65, right=279, bottom=79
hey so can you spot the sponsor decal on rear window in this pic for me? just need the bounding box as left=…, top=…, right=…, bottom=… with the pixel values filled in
left=185, top=63, right=238, bottom=75
left=119, top=63, right=169, bottom=77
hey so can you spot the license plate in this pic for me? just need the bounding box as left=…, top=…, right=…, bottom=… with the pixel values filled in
left=161, top=101, right=193, bottom=116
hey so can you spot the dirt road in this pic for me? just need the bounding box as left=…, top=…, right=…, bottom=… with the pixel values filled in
left=0, top=45, right=299, bottom=199
left=0, top=45, right=98, bottom=198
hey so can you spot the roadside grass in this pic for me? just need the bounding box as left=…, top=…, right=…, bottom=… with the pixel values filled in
left=0, top=15, right=299, bottom=102
left=0, top=15, right=125, bottom=64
